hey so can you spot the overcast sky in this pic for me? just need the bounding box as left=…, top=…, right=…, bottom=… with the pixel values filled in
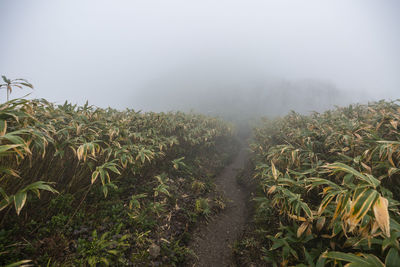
left=0, top=0, right=399, bottom=113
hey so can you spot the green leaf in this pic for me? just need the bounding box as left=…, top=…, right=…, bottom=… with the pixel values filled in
left=107, top=249, right=119, bottom=256
left=362, top=254, right=386, bottom=267
left=0, top=120, right=6, bottom=135
left=0, top=144, right=22, bottom=154
left=0, top=166, right=20, bottom=177
left=0, top=187, right=9, bottom=202
left=326, top=162, right=380, bottom=188
left=316, top=254, right=327, bottom=267
left=100, top=257, right=109, bottom=266
left=0, top=199, right=11, bottom=212
left=351, top=189, right=378, bottom=220
left=14, top=191, right=27, bottom=215
left=323, top=251, right=384, bottom=266
left=23, top=181, right=58, bottom=194
left=2, top=132, right=26, bottom=145
left=323, top=251, right=369, bottom=264
left=102, top=185, right=108, bottom=198
left=303, top=248, right=315, bottom=267
left=20, top=82, right=33, bottom=89
left=308, top=177, right=342, bottom=190
left=269, top=239, right=285, bottom=250
left=386, top=248, right=400, bottom=267
left=106, top=165, right=120, bottom=175
left=2, top=75, right=10, bottom=84
left=99, top=168, right=107, bottom=185
left=300, top=201, right=313, bottom=220
left=390, top=218, right=400, bottom=233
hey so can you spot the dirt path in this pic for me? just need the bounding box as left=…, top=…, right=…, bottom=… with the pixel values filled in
left=187, top=143, right=249, bottom=266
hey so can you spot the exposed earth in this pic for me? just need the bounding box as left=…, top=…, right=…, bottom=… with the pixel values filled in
left=187, top=142, right=251, bottom=266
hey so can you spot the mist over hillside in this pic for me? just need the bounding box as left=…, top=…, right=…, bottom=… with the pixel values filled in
left=135, top=64, right=366, bottom=120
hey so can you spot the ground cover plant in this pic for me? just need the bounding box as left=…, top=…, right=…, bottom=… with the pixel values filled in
left=0, top=98, right=238, bottom=266
left=236, top=100, right=400, bottom=266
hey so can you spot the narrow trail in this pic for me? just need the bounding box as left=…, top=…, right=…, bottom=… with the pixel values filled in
left=188, top=143, right=249, bottom=266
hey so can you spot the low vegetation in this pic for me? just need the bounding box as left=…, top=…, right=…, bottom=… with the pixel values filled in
left=236, top=100, right=400, bottom=266
left=0, top=98, right=238, bottom=266
left=3, top=75, right=400, bottom=266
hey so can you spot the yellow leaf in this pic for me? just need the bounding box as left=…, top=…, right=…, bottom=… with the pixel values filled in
left=319, top=194, right=335, bottom=215
left=361, top=162, right=372, bottom=174
left=0, top=120, right=6, bottom=136
left=347, top=189, right=378, bottom=233
left=287, top=213, right=307, bottom=222
left=297, top=222, right=309, bottom=237
left=390, top=120, right=398, bottom=129
left=323, top=187, right=332, bottom=195
left=332, top=194, right=348, bottom=223
left=267, top=185, right=276, bottom=194
left=12, top=147, right=25, bottom=159
left=388, top=151, right=395, bottom=167
left=77, top=145, right=84, bottom=161
left=373, top=196, right=390, bottom=237
left=271, top=161, right=278, bottom=180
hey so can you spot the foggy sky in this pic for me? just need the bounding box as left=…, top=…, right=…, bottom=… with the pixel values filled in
left=0, top=0, right=399, bottom=116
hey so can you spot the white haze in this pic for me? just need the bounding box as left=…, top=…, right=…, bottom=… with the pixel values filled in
left=0, top=0, right=399, bottom=117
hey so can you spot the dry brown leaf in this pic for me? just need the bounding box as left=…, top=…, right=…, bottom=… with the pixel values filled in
left=373, top=195, right=390, bottom=237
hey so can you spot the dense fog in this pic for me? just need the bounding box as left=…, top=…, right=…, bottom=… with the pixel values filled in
left=138, top=63, right=364, bottom=119
left=0, top=0, right=399, bottom=118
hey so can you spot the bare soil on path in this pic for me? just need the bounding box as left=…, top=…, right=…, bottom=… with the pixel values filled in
left=187, top=143, right=250, bottom=267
